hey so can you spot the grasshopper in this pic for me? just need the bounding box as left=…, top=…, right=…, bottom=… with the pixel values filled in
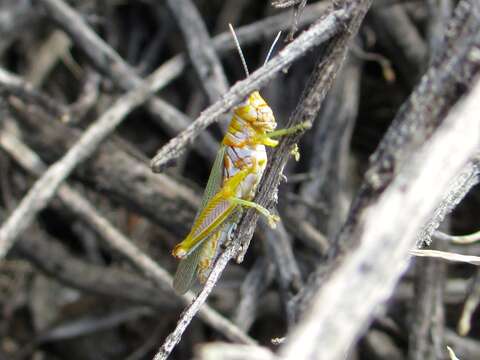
left=172, top=25, right=308, bottom=294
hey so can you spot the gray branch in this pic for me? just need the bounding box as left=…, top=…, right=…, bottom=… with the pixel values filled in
left=278, top=77, right=480, bottom=360
left=0, top=58, right=191, bottom=259
left=166, top=0, right=229, bottom=102
left=0, top=127, right=254, bottom=345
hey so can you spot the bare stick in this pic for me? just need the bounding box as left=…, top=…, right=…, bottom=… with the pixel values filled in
left=153, top=245, right=239, bottom=360
left=3, top=84, right=199, bottom=237
left=166, top=0, right=229, bottom=102
left=0, top=128, right=255, bottom=345
left=0, top=58, right=183, bottom=260
left=0, top=67, right=68, bottom=118
left=233, top=258, right=275, bottom=331
left=151, top=8, right=348, bottom=171
left=434, top=227, right=480, bottom=244
left=279, top=78, right=480, bottom=360
left=417, top=155, right=480, bottom=246
left=458, top=270, right=480, bottom=336
left=411, top=250, right=480, bottom=266
left=196, top=342, right=276, bottom=360
left=39, top=0, right=328, bottom=163
left=272, top=0, right=303, bottom=8
left=14, top=224, right=178, bottom=310
left=213, top=2, right=329, bottom=51
left=38, top=0, right=218, bottom=162
left=408, top=243, right=447, bottom=360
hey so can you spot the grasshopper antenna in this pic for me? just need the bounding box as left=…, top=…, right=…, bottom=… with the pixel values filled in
left=264, top=31, right=282, bottom=65
left=229, top=23, right=250, bottom=78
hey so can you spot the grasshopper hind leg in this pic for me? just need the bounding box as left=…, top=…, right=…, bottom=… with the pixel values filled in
left=230, top=197, right=280, bottom=228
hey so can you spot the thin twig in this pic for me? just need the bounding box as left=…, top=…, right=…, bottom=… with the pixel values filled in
left=411, top=250, right=480, bottom=266
left=434, top=228, right=480, bottom=244
left=272, top=0, right=303, bottom=8
left=0, top=67, right=68, bottom=119
left=166, top=0, right=229, bottom=102
left=6, top=91, right=199, bottom=237
left=196, top=342, right=275, bottom=360
left=151, top=8, right=348, bottom=171
left=408, top=242, right=447, bottom=360
left=38, top=0, right=219, bottom=162
left=153, top=245, right=240, bottom=360
left=417, top=154, right=480, bottom=246
left=458, top=270, right=480, bottom=336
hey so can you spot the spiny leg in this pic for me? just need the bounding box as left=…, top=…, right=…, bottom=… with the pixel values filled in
left=230, top=197, right=279, bottom=228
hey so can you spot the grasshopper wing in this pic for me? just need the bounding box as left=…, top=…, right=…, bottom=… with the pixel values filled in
left=172, top=240, right=204, bottom=294
left=173, top=146, right=226, bottom=294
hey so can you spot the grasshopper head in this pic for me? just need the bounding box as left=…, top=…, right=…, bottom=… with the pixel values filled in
left=234, top=91, right=277, bottom=132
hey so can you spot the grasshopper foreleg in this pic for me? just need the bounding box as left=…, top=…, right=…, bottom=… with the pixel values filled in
left=265, top=121, right=312, bottom=139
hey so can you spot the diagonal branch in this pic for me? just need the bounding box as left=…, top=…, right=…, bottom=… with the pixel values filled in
left=150, top=7, right=348, bottom=171
left=279, top=77, right=480, bottom=360
left=0, top=127, right=254, bottom=345
left=166, top=0, right=229, bottom=102
left=233, top=0, right=372, bottom=263
left=0, top=58, right=184, bottom=259
left=38, top=0, right=219, bottom=162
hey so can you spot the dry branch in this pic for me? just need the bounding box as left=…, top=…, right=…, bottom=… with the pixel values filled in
left=0, top=128, right=254, bottom=345
left=370, top=3, right=428, bottom=86
left=417, top=154, right=480, bottom=246
left=7, top=94, right=198, bottom=237
left=0, top=58, right=193, bottom=260
left=16, top=227, right=176, bottom=310
left=39, top=0, right=219, bottom=162
left=408, top=244, right=447, bottom=360
left=151, top=7, right=347, bottom=171
left=279, top=76, right=480, bottom=360
left=329, top=0, right=480, bottom=256
left=154, top=245, right=241, bottom=360
left=165, top=0, right=229, bottom=102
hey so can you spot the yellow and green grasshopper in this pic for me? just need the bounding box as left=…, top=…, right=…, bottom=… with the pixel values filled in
left=172, top=25, right=308, bottom=294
